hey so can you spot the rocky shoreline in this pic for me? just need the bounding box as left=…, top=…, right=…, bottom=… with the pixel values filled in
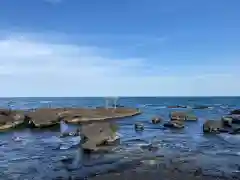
left=0, top=107, right=141, bottom=131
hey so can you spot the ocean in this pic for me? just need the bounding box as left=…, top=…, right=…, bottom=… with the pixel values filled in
left=0, top=97, right=240, bottom=179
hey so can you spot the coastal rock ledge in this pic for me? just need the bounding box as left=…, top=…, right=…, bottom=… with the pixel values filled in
left=0, top=107, right=141, bottom=131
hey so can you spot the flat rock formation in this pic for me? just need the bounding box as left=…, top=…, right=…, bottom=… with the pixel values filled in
left=203, top=116, right=240, bottom=134
left=0, top=107, right=141, bottom=131
left=80, top=122, right=120, bottom=153
left=170, top=111, right=198, bottom=121
left=0, top=109, right=26, bottom=131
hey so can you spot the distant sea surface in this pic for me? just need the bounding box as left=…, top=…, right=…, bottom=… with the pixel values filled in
left=0, top=97, right=240, bottom=179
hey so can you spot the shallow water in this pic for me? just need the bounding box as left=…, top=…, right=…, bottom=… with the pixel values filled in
left=0, top=97, right=240, bottom=179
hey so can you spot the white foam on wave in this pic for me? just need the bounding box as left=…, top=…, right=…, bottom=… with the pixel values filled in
left=39, top=101, right=52, bottom=104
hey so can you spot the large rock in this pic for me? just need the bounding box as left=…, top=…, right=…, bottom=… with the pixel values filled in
left=170, top=111, right=197, bottom=121
left=0, top=111, right=26, bottom=131
left=170, top=112, right=186, bottom=121
left=80, top=122, right=120, bottom=153
left=203, top=120, right=224, bottom=133
left=192, top=105, right=209, bottom=110
left=135, top=122, right=144, bottom=131
left=25, top=109, right=60, bottom=128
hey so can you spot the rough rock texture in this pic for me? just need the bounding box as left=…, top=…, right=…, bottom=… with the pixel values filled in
left=80, top=122, right=120, bottom=153
left=59, top=107, right=141, bottom=123
left=170, top=111, right=197, bottom=121
left=170, top=112, right=187, bottom=121
left=25, top=109, right=60, bottom=128
left=203, top=120, right=223, bottom=133
left=0, top=107, right=140, bottom=131
left=0, top=110, right=26, bottom=131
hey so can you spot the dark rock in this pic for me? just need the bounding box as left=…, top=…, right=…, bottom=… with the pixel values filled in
left=140, top=144, right=158, bottom=152
left=230, top=109, right=240, bottom=115
left=151, top=117, right=162, bottom=124
left=222, top=115, right=240, bottom=127
left=135, top=123, right=144, bottom=131
left=167, top=105, right=187, bottom=109
left=231, top=115, right=240, bottom=124
left=203, top=120, right=223, bottom=133
left=163, top=121, right=184, bottom=129
left=192, top=105, right=209, bottom=110
left=228, top=124, right=240, bottom=134
left=221, top=116, right=233, bottom=127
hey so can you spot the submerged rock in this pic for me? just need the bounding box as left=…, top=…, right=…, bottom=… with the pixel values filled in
left=164, top=121, right=184, bottom=129
left=170, top=111, right=198, bottom=121
left=135, top=123, right=144, bottom=131
left=151, top=117, right=162, bottom=124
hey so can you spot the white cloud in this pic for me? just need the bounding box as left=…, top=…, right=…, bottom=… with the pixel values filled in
left=0, top=33, right=239, bottom=97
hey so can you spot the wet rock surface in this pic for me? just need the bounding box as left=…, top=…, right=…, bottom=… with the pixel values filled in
left=80, top=122, right=120, bottom=153
left=0, top=107, right=141, bottom=131
left=203, top=120, right=223, bottom=133
left=0, top=110, right=26, bottom=131
left=164, top=120, right=185, bottom=129
left=151, top=117, right=162, bottom=124
left=230, top=109, right=240, bottom=115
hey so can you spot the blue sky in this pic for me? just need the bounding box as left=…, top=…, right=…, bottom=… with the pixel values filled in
left=0, top=0, right=239, bottom=96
